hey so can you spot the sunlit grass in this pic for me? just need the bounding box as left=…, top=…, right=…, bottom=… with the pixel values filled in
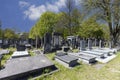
left=1, top=51, right=13, bottom=66
left=36, top=52, right=120, bottom=80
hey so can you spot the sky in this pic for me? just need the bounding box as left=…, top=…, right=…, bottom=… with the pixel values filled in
left=0, top=0, right=81, bottom=32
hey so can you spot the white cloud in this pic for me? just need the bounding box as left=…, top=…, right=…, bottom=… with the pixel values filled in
left=21, top=0, right=81, bottom=21
left=19, top=1, right=30, bottom=8
left=24, top=5, right=46, bottom=20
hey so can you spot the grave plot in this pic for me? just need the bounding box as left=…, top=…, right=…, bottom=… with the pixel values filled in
left=12, top=51, right=30, bottom=58
left=55, top=51, right=78, bottom=68
left=81, top=50, right=105, bottom=58
left=0, top=55, right=58, bottom=80
left=11, top=45, right=30, bottom=58
left=68, top=52, right=97, bottom=64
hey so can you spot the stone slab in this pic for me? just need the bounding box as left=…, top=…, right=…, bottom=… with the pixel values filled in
left=82, top=50, right=104, bottom=57
left=96, top=54, right=116, bottom=63
left=0, top=55, right=56, bottom=80
left=68, top=52, right=96, bottom=63
left=11, top=51, right=30, bottom=58
left=55, top=55, right=78, bottom=63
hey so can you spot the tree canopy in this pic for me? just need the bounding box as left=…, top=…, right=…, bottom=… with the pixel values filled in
left=83, top=0, right=120, bottom=46
left=78, top=17, right=104, bottom=39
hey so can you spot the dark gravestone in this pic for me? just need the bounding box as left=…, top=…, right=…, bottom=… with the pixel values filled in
left=0, top=55, right=2, bottom=69
left=88, top=39, right=92, bottom=50
left=80, top=40, right=86, bottom=51
left=44, top=33, right=52, bottom=53
left=16, top=45, right=26, bottom=51
left=52, top=32, right=62, bottom=50
left=0, top=39, right=2, bottom=48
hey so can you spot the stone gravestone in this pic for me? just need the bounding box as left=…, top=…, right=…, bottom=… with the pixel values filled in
left=0, top=55, right=2, bottom=69
left=94, top=39, right=97, bottom=47
left=109, top=41, right=112, bottom=49
left=44, top=33, right=52, bottom=53
left=52, top=32, right=62, bottom=50
left=0, top=39, right=2, bottom=48
left=16, top=45, right=26, bottom=51
left=67, top=36, right=76, bottom=49
left=88, top=39, right=92, bottom=50
left=80, top=40, right=86, bottom=51
left=99, top=40, right=102, bottom=48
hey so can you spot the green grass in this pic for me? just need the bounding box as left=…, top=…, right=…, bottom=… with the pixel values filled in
left=29, top=50, right=36, bottom=56
left=1, top=51, right=13, bottom=66
left=35, top=52, right=120, bottom=80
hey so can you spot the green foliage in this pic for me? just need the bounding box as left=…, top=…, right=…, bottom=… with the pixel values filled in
left=38, top=12, right=57, bottom=37
left=29, top=12, right=58, bottom=38
left=83, top=0, right=120, bottom=46
left=78, top=17, right=104, bottom=38
left=0, top=28, right=3, bottom=38
left=3, top=28, right=18, bottom=39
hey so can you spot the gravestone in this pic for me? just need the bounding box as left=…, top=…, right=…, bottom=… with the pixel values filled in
left=44, top=33, right=52, bottom=53
left=88, top=39, right=92, bottom=50
left=0, top=39, right=2, bottom=48
left=67, top=36, right=76, bottom=49
left=80, top=40, right=86, bottom=51
left=52, top=32, right=62, bottom=50
left=16, top=45, right=26, bottom=51
left=94, top=39, right=97, bottom=47
left=109, top=41, right=112, bottom=49
left=99, top=40, right=102, bottom=48
left=0, top=55, right=2, bottom=69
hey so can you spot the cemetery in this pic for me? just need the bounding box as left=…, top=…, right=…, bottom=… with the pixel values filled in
left=0, top=0, right=120, bottom=80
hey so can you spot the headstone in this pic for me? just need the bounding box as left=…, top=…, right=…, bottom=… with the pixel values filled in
left=80, top=40, right=86, bottom=51
left=67, top=36, right=76, bottom=49
left=88, top=39, right=92, bottom=50
left=0, top=40, right=2, bottom=48
left=94, top=39, right=97, bottom=47
left=109, top=41, right=112, bottom=49
left=99, top=40, right=102, bottom=48
left=0, top=55, right=2, bottom=69
left=44, top=33, right=52, bottom=53
left=52, top=32, right=62, bottom=50
left=16, top=45, right=26, bottom=51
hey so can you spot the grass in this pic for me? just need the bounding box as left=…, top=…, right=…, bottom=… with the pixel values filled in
left=1, top=51, right=13, bottom=66
left=35, top=52, right=120, bottom=80
left=28, top=50, right=36, bottom=56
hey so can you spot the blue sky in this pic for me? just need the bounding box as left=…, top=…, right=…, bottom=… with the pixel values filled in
left=0, top=0, right=81, bottom=32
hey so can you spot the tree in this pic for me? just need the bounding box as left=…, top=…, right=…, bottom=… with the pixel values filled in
left=29, top=26, right=39, bottom=48
left=37, top=12, right=57, bottom=37
left=83, top=0, right=120, bottom=47
left=3, top=28, right=16, bottom=39
left=29, top=12, right=58, bottom=48
left=63, top=0, right=80, bottom=35
left=78, top=17, right=104, bottom=39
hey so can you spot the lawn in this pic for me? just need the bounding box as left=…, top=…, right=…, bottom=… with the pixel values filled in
left=36, top=52, right=120, bottom=80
